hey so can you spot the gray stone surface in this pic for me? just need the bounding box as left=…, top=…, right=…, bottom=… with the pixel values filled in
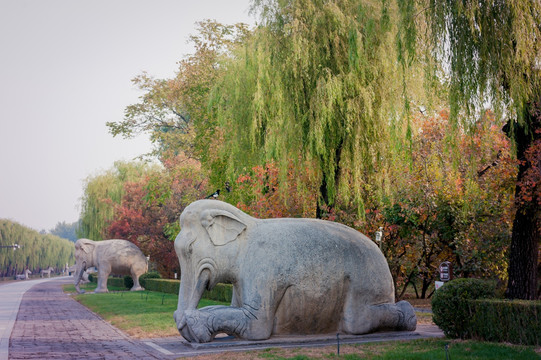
left=148, top=324, right=443, bottom=358
left=174, top=200, right=417, bottom=343
left=74, top=239, right=148, bottom=293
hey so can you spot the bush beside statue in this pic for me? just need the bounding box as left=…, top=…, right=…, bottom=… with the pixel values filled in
left=431, top=278, right=540, bottom=345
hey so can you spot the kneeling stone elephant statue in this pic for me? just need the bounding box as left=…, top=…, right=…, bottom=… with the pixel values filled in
left=174, top=200, right=416, bottom=343
left=74, top=238, right=148, bottom=293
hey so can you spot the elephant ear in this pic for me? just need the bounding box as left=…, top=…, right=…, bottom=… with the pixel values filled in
left=78, top=239, right=94, bottom=254
left=200, top=209, right=246, bottom=246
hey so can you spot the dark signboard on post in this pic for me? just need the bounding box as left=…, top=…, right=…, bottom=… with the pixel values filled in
left=439, top=261, right=453, bottom=282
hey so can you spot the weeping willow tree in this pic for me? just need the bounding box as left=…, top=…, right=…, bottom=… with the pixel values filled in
left=0, top=219, right=74, bottom=277
left=108, top=20, right=250, bottom=163
left=399, top=0, right=541, bottom=299
left=78, top=161, right=158, bottom=240
left=209, top=0, right=428, bottom=217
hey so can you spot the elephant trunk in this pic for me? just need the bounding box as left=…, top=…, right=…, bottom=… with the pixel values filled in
left=176, top=269, right=211, bottom=332
left=74, top=261, right=86, bottom=294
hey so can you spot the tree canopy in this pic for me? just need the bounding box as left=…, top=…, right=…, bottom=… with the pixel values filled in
left=78, top=161, right=160, bottom=240
left=99, top=0, right=540, bottom=299
left=211, top=0, right=413, bottom=216
left=409, top=0, right=541, bottom=299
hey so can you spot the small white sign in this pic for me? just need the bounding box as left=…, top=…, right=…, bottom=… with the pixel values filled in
left=435, top=281, right=444, bottom=290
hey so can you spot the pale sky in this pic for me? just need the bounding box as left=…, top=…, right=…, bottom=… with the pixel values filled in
left=0, top=0, right=254, bottom=231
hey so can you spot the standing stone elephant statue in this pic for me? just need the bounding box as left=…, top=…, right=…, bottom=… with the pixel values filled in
left=173, top=200, right=417, bottom=343
left=74, top=238, right=148, bottom=293
left=40, top=266, right=54, bottom=278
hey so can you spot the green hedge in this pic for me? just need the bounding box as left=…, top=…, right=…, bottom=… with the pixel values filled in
left=106, top=277, right=126, bottom=288
left=432, top=278, right=496, bottom=339
left=203, top=283, right=233, bottom=302
left=144, top=279, right=180, bottom=294
left=143, top=278, right=233, bottom=302
left=139, top=271, right=161, bottom=287
left=89, top=275, right=233, bottom=303
left=89, top=276, right=127, bottom=288
left=432, top=278, right=540, bottom=346
left=468, top=299, right=541, bottom=346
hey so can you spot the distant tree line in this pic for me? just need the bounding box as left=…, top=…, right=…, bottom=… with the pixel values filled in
left=49, top=220, right=79, bottom=242
left=0, top=219, right=74, bottom=277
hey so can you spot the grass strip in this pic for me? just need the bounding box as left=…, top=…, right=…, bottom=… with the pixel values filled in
left=63, top=282, right=228, bottom=338
left=192, top=339, right=540, bottom=360
left=62, top=284, right=539, bottom=359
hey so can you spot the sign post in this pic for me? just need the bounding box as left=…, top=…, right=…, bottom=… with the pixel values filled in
left=374, top=227, right=383, bottom=248
left=435, top=261, right=453, bottom=291
left=439, top=261, right=453, bottom=282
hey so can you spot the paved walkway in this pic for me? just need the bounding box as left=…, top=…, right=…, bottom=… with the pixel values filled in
left=2, top=277, right=444, bottom=359
left=4, top=278, right=161, bottom=360
left=0, top=277, right=58, bottom=360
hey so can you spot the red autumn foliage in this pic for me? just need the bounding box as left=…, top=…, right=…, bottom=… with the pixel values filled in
left=107, top=155, right=207, bottom=278
left=350, top=110, right=516, bottom=299
left=235, top=159, right=319, bottom=219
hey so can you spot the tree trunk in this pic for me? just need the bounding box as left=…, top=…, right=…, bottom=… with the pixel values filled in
left=315, top=176, right=329, bottom=219
left=315, top=144, right=343, bottom=219
left=504, top=101, right=541, bottom=300
left=506, top=204, right=540, bottom=299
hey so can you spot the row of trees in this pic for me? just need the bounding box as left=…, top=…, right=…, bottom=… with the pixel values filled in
left=79, top=0, right=540, bottom=299
left=0, top=219, right=74, bottom=277
left=49, top=221, right=79, bottom=242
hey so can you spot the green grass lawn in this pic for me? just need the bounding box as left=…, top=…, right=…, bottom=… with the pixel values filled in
left=246, top=339, right=540, bottom=360
left=63, top=283, right=540, bottom=359
left=63, top=282, right=228, bottom=338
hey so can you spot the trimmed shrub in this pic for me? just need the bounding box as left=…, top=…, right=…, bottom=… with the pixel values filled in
left=142, top=279, right=233, bottom=303
left=431, top=278, right=495, bottom=338
left=107, top=277, right=127, bottom=288
left=139, top=271, right=161, bottom=288
left=144, top=279, right=180, bottom=294
left=469, top=299, right=541, bottom=345
left=203, top=284, right=233, bottom=302
left=124, top=275, right=134, bottom=289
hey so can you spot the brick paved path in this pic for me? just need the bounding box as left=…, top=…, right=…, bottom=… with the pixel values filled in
left=9, top=279, right=162, bottom=360
left=7, top=279, right=444, bottom=359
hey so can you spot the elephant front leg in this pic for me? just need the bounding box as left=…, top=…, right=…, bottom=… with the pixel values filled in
left=178, top=305, right=266, bottom=343
left=95, top=271, right=110, bottom=293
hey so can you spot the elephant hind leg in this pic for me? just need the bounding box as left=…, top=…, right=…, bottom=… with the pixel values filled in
left=130, top=273, right=144, bottom=291
left=341, top=300, right=417, bottom=334
left=129, top=262, right=146, bottom=291
left=95, top=271, right=110, bottom=293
